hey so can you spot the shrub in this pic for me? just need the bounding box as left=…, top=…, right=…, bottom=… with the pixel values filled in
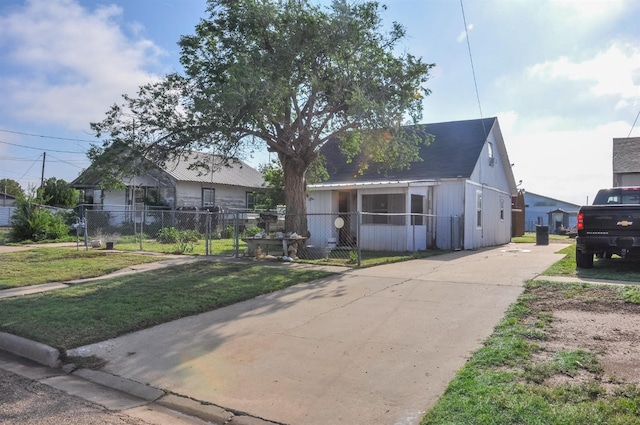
left=156, top=227, right=200, bottom=244
left=156, top=227, right=181, bottom=244
left=244, top=226, right=262, bottom=237
left=9, top=198, right=69, bottom=242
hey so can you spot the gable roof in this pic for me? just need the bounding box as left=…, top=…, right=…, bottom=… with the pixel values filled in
left=71, top=151, right=264, bottom=189
left=162, top=152, right=264, bottom=188
left=319, top=117, right=498, bottom=184
left=613, top=137, right=640, bottom=173
left=523, top=192, right=581, bottom=209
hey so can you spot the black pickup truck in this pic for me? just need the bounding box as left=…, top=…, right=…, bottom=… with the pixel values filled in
left=576, top=187, right=640, bottom=268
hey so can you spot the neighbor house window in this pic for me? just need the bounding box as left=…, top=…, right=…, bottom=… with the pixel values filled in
left=411, top=194, right=424, bottom=225
left=500, top=198, right=505, bottom=221
left=362, top=194, right=405, bottom=225
left=202, top=188, right=215, bottom=207
left=246, top=192, right=265, bottom=210
left=476, top=190, right=483, bottom=228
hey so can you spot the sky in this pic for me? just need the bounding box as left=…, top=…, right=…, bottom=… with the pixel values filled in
left=0, top=0, right=638, bottom=206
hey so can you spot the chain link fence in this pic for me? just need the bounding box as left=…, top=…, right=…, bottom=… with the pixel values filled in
left=82, top=207, right=462, bottom=263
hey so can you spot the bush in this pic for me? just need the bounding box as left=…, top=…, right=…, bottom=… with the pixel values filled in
left=156, top=227, right=200, bottom=244
left=9, top=198, right=70, bottom=242
left=156, top=227, right=181, bottom=244
left=243, top=226, right=263, bottom=237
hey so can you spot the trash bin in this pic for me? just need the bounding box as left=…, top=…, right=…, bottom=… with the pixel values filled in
left=535, top=225, right=549, bottom=245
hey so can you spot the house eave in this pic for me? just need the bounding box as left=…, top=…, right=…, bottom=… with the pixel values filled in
left=308, top=179, right=442, bottom=191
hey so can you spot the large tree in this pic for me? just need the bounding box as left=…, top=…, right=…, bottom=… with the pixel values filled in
left=90, top=0, right=433, bottom=233
left=39, top=177, right=79, bottom=208
left=0, top=178, right=24, bottom=198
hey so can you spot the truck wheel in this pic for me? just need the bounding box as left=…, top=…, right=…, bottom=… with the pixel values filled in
left=576, top=250, right=594, bottom=268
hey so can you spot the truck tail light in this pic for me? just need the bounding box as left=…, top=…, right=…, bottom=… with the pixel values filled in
left=577, top=212, right=584, bottom=230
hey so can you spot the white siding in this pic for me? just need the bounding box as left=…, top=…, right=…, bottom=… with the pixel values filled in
left=174, top=182, right=250, bottom=210
left=307, top=191, right=338, bottom=247
left=463, top=182, right=512, bottom=249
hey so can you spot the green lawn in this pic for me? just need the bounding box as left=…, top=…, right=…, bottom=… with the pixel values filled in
left=0, top=248, right=167, bottom=290
left=0, top=261, right=333, bottom=351
left=512, top=231, right=575, bottom=244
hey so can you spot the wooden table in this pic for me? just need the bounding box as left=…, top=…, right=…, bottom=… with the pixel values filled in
left=241, top=237, right=307, bottom=257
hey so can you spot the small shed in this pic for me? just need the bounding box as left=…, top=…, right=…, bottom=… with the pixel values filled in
left=547, top=208, right=574, bottom=234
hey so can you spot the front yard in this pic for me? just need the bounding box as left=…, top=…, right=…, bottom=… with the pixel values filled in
left=2, top=239, right=640, bottom=423
left=422, top=244, right=640, bottom=425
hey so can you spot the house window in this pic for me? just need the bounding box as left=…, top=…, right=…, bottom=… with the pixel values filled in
left=500, top=198, right=505, bottom=221
left=246, top=192, right=265, bottom=210
left=411, top=194, right=424, bottom=225
left=202, top=188, right=215, bottom=207
left=488, top=142, right=496, bottom=166
left=476, top=190, right=483, bottom=228
left=362, top=194, right=405, bottom=225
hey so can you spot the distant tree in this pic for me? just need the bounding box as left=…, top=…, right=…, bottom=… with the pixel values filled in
left=0, top=178, right=24, bottom=198
left=90, top=0, right=433, bottom=235
left=255, top=161, right=286, bottom=210
left=39, top=177, right=79, bottom=208
left=256, top=157, right=328, bottom=210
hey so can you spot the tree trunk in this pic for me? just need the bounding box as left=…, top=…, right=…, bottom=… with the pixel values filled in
left=281, top=154, right=309, bottom=235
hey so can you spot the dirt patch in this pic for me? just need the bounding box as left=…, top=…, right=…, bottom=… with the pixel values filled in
left=528, top=284, right=640, bottom=390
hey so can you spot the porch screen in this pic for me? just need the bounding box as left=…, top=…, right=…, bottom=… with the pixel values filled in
left=362, top=194, right=405, bottom=225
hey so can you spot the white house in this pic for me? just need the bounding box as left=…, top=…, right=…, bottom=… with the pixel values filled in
left=306, top=117, right=517, bottom=251
left=71, top=151, right=265, bottom=213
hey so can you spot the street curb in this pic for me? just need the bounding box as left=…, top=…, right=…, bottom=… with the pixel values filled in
left=156, top=394, right=282, bottom=425
left=0, top=332, right=60, bottom=368
left=156, top=394, right=233, bottom=424
left=73, top=368, right=165, bottom=401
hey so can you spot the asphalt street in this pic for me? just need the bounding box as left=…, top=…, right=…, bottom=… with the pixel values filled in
left=0, top=368, right=150, bottom=425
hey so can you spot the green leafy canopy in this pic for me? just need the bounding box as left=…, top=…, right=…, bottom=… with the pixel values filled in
left=89, top=0, right=434, bottom=230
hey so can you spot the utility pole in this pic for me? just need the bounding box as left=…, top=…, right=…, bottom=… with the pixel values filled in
left=40, top=151, right=46, bottom=190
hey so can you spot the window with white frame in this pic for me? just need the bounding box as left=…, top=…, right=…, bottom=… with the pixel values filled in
left=362, top=194, right=405, bottom=225
left=202, top=188, right=215, bottom=207
left=476, top=190, right=483, bottom=228
left=488, top=142, right=496, bottom=166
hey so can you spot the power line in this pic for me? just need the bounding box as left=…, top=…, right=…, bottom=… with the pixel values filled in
left=0, top=128, right=97, bottom=143
left=47, top=153, right=87, bottom=169
left=460, top=0, right=484, bottom=120
left=0, top=140, right=87, bottom=154
left=17, top=154, right=43, bottom=182
left=628, top=108, right=640, bottom=138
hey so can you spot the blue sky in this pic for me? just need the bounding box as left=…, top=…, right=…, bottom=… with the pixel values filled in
left=0, top=0, right=638, bottom=206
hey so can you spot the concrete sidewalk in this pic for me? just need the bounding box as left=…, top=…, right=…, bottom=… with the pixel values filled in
left=67, top=243, right=565, bottom=425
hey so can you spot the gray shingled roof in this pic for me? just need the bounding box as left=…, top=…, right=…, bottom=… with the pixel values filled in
left=320, top=117, right=497, bottom=183
left=613, top=137, right=640, bottom=173
left=163, top=152, right=264, bottom=188
left=71, top=151, right=265, bottom=189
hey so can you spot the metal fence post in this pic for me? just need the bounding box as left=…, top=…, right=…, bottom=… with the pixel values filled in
left=140, top=206, right=144, bottom=251
left=207, top=212, right=212, bottom=256
left=234, top=212, right=240, bottom=257
left=357, top=211, right=361, bottom=266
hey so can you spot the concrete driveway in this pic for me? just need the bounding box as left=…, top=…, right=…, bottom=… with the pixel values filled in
left=69, top=243, right=564, bottom=425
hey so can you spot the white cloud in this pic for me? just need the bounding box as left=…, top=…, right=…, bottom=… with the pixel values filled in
left=529, top=43, right=640, bottom=101
left=549, top=0, right=627, bottom=24
left=503, top=117, right=629, bottom=206
left=0, top=0, right=165, bottom=130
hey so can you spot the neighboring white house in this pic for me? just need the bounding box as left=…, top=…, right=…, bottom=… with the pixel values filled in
left=0, top=192, right=17, bottom=226
left=306, top=117, right=517, bottom=251
left=70, top=151, right=265, bottom=213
